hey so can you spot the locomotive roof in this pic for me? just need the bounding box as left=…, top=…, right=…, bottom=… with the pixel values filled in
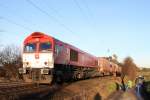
left=24, top=32, right=98, bottom=59
left=54, top=37, right=97, bottom=59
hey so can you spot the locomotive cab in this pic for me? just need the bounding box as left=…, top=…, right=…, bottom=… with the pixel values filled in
left=19, top=32, right=54, bottom=84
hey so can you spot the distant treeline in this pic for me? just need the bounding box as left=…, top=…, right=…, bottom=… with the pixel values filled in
left=141, top=68, right=150, bottom=72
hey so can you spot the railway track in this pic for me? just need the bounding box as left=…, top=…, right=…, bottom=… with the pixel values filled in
left=0, top=82, right=62, bottom=100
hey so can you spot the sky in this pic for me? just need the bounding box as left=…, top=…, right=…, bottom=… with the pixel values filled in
left=0, top=0, right=150, bottom=68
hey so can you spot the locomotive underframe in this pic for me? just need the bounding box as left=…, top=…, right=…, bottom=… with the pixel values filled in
left=20, top=68, right=53, bottom=84
left=19, top=64, right=120, bottom=84
left=53, top=64, right=103, bottom=83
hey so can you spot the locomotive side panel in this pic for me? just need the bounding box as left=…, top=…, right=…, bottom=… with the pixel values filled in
left=53, top=39, right=99, bottom=81
left=54, top=38, right=98, bottom=68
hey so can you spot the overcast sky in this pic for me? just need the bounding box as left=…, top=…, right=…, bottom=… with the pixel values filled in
left=0, top=0, right=150, bottom=68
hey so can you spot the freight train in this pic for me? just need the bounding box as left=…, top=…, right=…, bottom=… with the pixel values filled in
left=19, top=32, right=121, bottom=84
left=98, top=57, right=121, bottom=76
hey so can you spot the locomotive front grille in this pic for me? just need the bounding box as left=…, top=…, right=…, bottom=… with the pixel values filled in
left=32, top=69, right=41, bottom=81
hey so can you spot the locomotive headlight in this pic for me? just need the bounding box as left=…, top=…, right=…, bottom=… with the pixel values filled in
left=23, top=62, right=30, bottom=67
left=26, top=62, right=29, bottom=65
left=44, top=62, right=48, bottom=65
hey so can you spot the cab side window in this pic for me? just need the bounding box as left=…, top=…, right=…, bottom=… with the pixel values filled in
left=55, top=44, right=63, bottom=55
left=70, top=49, right=78, bottom=61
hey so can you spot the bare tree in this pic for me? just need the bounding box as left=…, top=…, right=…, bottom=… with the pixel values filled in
left=0, top=44, right=22, bottom=80
left=0, top=45, right=21, bottom=66
left=120, top=56, right=138, bottom=91
left=123, top=57, right=138, bottom=80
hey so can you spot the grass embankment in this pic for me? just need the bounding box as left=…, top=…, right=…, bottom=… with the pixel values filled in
left=68, top=79, right=119, bottom=100
left=48, top=77, right=120, bottom=100
left=107, top=82, right=117, bottom=94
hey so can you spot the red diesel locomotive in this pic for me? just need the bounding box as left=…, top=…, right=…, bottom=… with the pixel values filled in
left=19, top=32, right=100, bottom=84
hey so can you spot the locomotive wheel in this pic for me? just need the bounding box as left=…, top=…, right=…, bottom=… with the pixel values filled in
left=56, top=75, right=64, bottom=84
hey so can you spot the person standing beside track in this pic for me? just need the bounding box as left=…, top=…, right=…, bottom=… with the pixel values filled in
left=135, top=76, right=145, bottom=98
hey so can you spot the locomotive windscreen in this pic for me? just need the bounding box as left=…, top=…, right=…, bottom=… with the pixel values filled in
left=40, top=42, right=52, bottom=52
left=24, top=43, right=36, bottom=53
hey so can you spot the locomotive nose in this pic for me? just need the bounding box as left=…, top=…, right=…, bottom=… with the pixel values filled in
left=35, top=53, right=39, bottom=59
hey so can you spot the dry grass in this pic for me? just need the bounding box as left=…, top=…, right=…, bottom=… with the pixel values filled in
left=49, top=77, right=120, bottom=100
